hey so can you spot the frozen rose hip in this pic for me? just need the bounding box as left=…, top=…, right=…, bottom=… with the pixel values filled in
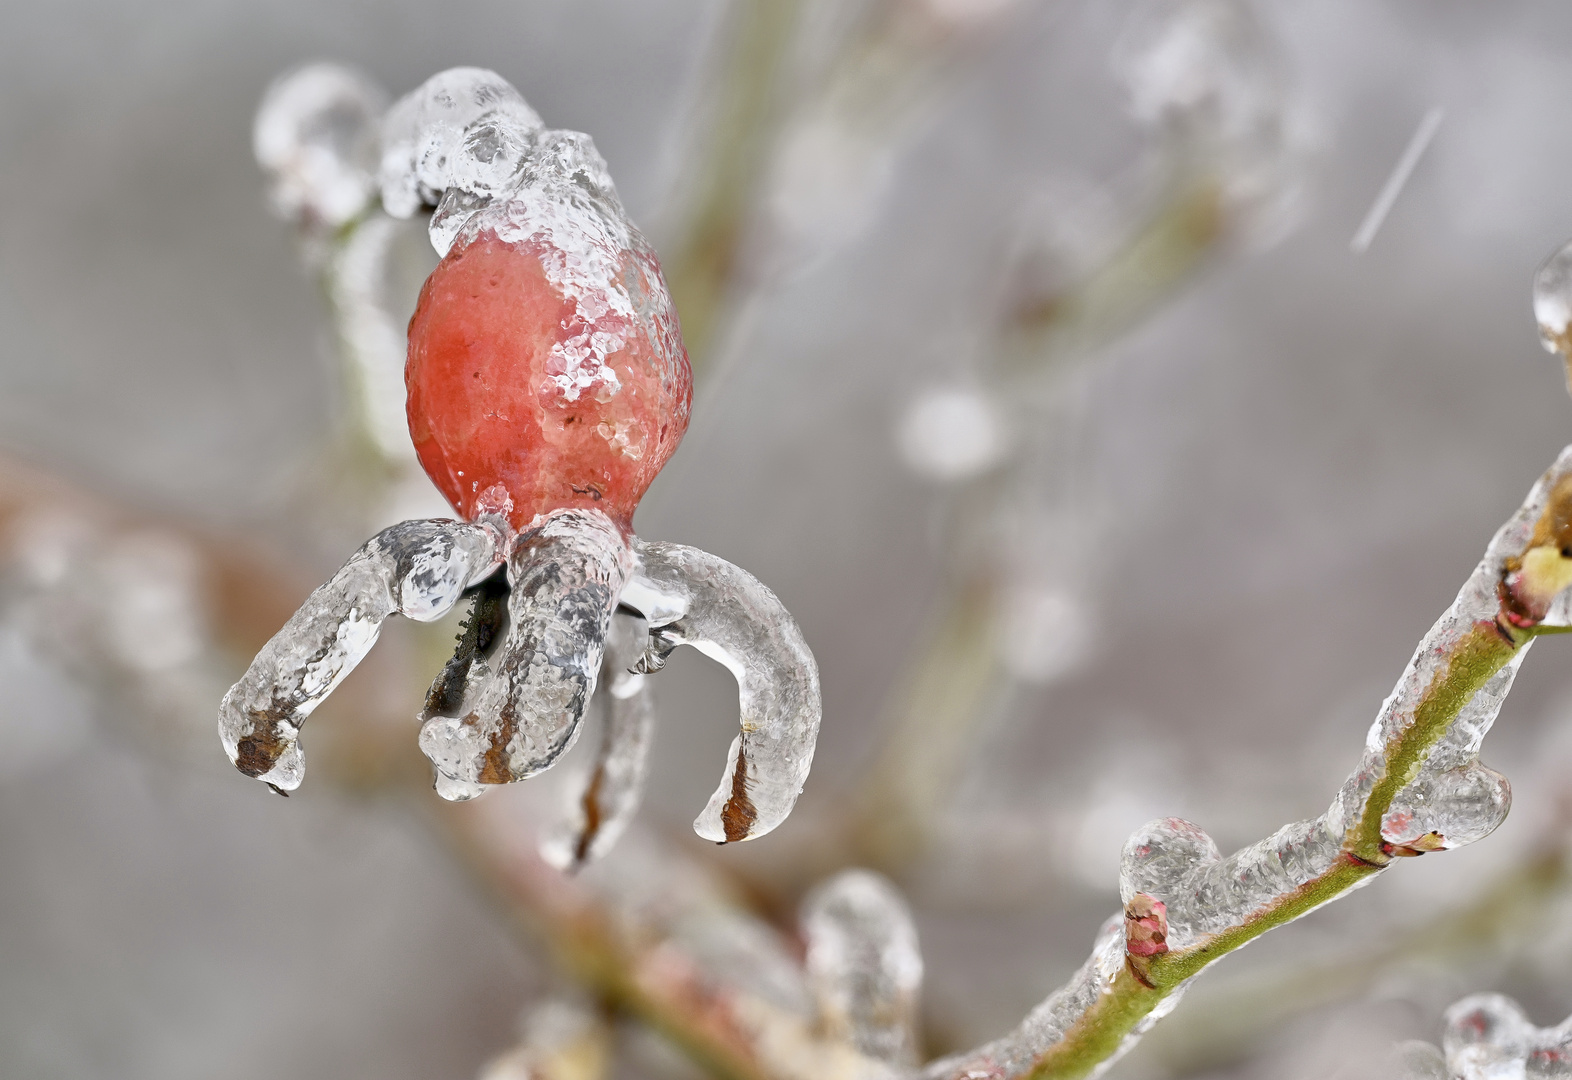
left=406, top=227, right=692, bottom=531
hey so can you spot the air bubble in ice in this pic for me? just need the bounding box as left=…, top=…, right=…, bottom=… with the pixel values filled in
left=254, top=63, right=387, bottom=228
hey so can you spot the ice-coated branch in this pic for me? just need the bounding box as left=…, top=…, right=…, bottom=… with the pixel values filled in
left=219, top=519, right=502, bottom=792
left=540, top=610, right=656, bottom=871
left=420, top=509, right=631, bottom=801
left=801, top=870, right=924, bottom=1067
left=620, top=539, right=821, bottom=843
left=921, top=446, right=1572, bottom=1080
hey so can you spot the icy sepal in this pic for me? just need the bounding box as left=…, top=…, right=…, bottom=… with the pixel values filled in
left=420, top=510, right=630, bottom=795
left=540, top=611, right=655, bottom=870
left=379, top=67, right=543, bottom=219
left=219, top=519, right=502, bottom=791
left=254, top=63, right=387, bottom=229
left=1442, top=993, right=1572, bottom=1079
left=622, top=540, right=822, bottom=843
left=800, top=869, right=923, bottom=1066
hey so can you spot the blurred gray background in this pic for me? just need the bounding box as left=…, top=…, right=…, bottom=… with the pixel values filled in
left=6, top=1, right=1572, bottom=1077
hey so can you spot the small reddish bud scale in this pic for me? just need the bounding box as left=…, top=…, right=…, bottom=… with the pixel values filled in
left=406, top=229, right=692, bottom=531
left=1124, top=893, right=1169, bottom=958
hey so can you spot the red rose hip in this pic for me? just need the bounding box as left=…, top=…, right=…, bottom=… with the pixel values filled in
left=406, top=224, right=692, bottom=531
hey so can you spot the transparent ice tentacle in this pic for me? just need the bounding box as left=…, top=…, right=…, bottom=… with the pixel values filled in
left=219, top=519, right=503, bottom=791
left=800, top=869, right=923, bottom=1067
left=540, top=610, right=655, bottom=870
left=419, top=510, right=631, bottom=800
left=254, top=62, right=387, bottom=230
left=620, top=539, right=821, bottom=843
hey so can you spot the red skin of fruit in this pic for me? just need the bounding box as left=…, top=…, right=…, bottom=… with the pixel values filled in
left=406, top=229, right=691, bottom=532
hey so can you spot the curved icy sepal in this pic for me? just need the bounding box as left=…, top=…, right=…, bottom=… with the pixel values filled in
left=800, top=869, right=923, bottom=1066
left=623, top=540, right=822, bottom=843
left=1381, top=763, right=1511, bottom=854
left=379, top=67, right=543, bottom=220
left=219, top=519, right=503, bottom=790
left=540, top=611, right=655, bottom=870
left=1444, top=994, right=1541, bottom=1078
left=420, top=510, right=630, bottom=793
left=254, top=62, right=387, bottom=229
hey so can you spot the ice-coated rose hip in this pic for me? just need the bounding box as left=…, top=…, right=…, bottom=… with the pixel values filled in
left=407, top=223, right=692, bottom=531
left=224, top=68, right=819, bottom=859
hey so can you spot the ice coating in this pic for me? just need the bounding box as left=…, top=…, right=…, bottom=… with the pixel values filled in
left=1443, top=993, right=1572, bottom=1079
left=921, top=915, right=1186, bottom=1080
left=1535, top=238, right=1572, bottom=359
left=379, top=67, right=543, bottom=221
left=540, top=610, right=655, bottom=870
left=419, top=510, right=630, bottom=797
left=254, top=63, right=387, bottom=229
left=219, top=519, right=502, bottom=791
left=620, top=539, right=821, bottom=843
left=800, top=870, right=923, bottom=1066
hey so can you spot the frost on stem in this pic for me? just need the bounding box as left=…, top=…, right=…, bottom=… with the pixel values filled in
left=800, top=869, right=924, bottom=1066
left=420, top=510, right=630, bottom=801
left=540, top=610, right=655, bottom=871
left=219, top=519, right=502, bottom=792
left=254, top=63, right=387, bottom=230
left=1440, top=993, right=1572, bottom=1078
left=621, top=539, right=821, bottom=843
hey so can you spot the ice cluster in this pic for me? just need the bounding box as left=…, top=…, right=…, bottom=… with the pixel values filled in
left=1441, top=993, right=1572, bottom=1079
left=1535, top=237, right=1572, bottom=373
left=801, top=870, right=924, bottom=1066
left=477, top=999, right=609, bottom=1080
left=254, top=63, right=387, bottom=229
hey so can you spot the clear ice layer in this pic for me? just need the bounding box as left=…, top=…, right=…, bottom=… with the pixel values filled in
left=254, top=62, right=387, bottom=229
left=1536, top=237, right=1572, bottom=358
left=419, top=509, right=630, bottom=796
left=540, top=610, right=655, bottom=870
left=800, top=870, right=923, bottom=1066
left=219, top=519, right=502, bottom=790
left=921, top=915, right=1186, bottom=1080
left=379, top=67, right=543, bottom=220
left=620, top=539, right=821, bottom=843
left=1444, top=993, right=1572, bottom=1079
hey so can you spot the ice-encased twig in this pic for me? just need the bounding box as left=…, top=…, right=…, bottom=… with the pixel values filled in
left=419, top=510, right=631, bottom=800
left=540, top=610, right=655, bottom=871
left=254, top=62, right=386, bottom=230
left=1440, top=993, right=1572, bottom=1078
left=801, top=870, right=924, bottom=1067
left=219, top=519, right=503, bottom=792
left=620, top=538, right=821, bottom=843
left=924, top=446, right=1572, bottom=1080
